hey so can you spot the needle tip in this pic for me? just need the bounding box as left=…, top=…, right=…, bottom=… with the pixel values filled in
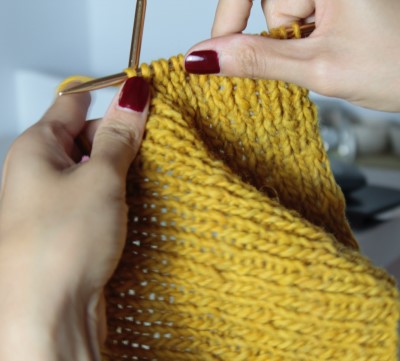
left=56, top=72, right=128, bottom=96
left=58, top=88, right=78, bottom=96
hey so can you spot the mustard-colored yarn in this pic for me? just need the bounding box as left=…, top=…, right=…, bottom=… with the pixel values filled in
left=56, top=75, right=95, bottom=94
left=74, top=28, right=399, bottom=361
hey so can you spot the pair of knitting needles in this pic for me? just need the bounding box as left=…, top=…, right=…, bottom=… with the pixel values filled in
left=59, top=0, right=147, bottom=96
left=60, top=1, right=315, bottom=96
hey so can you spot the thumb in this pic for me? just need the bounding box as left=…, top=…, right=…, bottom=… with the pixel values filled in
left=90, top=76, right=150, bottom=176
left=185, top=34, right=320, bottom=89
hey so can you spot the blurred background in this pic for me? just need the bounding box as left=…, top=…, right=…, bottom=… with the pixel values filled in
left=1, top=0, right=400, bottom=280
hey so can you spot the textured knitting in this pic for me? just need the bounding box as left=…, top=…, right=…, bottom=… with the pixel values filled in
left=62, top=25, right=399, bottom=360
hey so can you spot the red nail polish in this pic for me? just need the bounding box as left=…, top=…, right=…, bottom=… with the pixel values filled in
left=185, top=50, right=220, bottom=74
left=118, top=76, right=150, bottom=112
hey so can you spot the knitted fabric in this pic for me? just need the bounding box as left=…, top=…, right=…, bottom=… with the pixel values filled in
left=95, top=29, right=400, bottom=361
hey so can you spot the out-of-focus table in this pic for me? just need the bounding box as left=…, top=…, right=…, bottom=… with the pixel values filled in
left=354, top=166, right=400, bottom=280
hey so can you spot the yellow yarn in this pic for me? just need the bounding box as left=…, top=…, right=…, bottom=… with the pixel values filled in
left=56, top=75, right=95, bottom=94
left=60, top=25, right=399, bottom=360
left=124, top=67, right=137, bottom=79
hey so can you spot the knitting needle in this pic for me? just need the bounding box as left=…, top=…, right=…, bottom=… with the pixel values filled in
left=129, top=0, right=147, bottom=69
left=285, top=22, right=315, bottom=38
left=59, top=0, right=147, bottom=96
left=60, top=20, right=315, bottom=96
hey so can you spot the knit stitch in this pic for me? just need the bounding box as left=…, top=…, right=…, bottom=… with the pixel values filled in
left=63, top=25, right=400, bottom=360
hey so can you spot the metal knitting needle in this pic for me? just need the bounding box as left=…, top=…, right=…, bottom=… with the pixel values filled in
left=60, top=18, right=314, bottom=96
left=129, top=0, right=147, bottom=69
left=59, top=0, right=147, bottom=96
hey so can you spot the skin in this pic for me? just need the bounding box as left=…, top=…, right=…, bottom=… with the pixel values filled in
left=0, top=1, right=399, bottom=359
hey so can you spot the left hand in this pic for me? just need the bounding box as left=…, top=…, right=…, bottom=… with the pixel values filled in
left=185, top=0, right=400, bottom=112
left=0, top=76, right=150, bottom=361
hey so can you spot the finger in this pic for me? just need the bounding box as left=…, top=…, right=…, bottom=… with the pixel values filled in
left=41, top=89, right=91, bottom=139
left=90, top=77, right=150, bottom=177
left=72, top=119, right=101, bottom=158
left=262, top=0, right=316, bottom=29
left=185, top=34, right=320, bottom=89
left=3, top=90, right=91, bottom=176
left=37, top=84, right=91, bottom=164
left=83, top=119, right=101, bottom=145
left=212, top=0, right=254, bottom=37
left=32, top=90, right=91, bottom=160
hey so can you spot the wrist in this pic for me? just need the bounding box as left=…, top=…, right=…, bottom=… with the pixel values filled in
left=0, top=247, right=102, bottom=361
left=0, top=309, right=93, bottom=361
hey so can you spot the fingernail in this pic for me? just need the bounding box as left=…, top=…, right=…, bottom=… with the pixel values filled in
left=185, top=50, right=220, bottom=75
left=80, top=155, right=90, bottom=164
left=118, top=76, right=150, bottom=112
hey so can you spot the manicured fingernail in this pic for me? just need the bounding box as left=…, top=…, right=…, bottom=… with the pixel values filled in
left=80, top=155, right=90, bottom=164
left=185, top=50, right=220, bottom=74
left=118, top=76, right=150, bottom=112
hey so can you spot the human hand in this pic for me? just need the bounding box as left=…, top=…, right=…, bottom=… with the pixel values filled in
left=185, top=0, right=400, bottom=112
left=0, top=77, right=150, bottom=361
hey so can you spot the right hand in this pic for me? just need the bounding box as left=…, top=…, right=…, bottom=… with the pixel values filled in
left=185, top=0, right=400, bottom=112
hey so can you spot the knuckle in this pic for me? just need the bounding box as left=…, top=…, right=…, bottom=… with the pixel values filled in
left=3, top=140, right=20, bottom=165
left=6, top=122, right=59, bottom=158
left=39, top=120, right=69, bottom=139
left=236, top=39, right=266, bottom=79
left=98, top=120, right=139, bottom=150
left=8, top=133, right=26, bottom=153
left=309, top=56, right=338, bottom=98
